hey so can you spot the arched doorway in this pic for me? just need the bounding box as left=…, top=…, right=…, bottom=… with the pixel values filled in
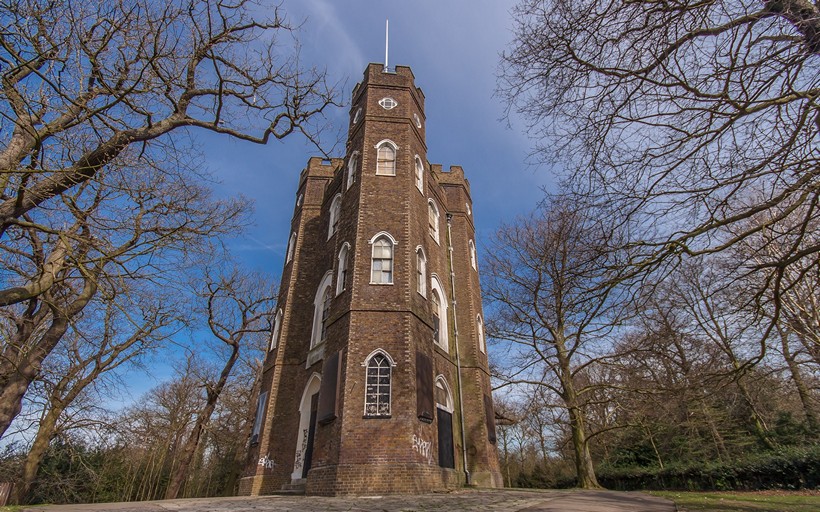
left=435, top=375, right=455, bottom=469
left=292, top=373, right=321, bottom=481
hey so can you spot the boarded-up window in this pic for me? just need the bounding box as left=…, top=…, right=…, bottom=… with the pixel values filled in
left=318, top=351, right=342, bottom=425
left=416, top=352, right=434, bottom=423
left=484, top=394, right=498, bottom=444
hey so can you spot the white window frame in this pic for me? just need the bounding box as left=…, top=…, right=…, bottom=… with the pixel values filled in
left=369, top=231, right=397, bottom=285
left=430, top=275, right=449, bottom=352
left=353, top=107, right=362, bottom=124
left=434, top=375, right=454, bottom=413
left=336, top=242, right=350, bottom=295
left=310, top=271, right=334, bottom=348
left=428, top=199, right=440, bottom=244
left=477, top=314, right=486, bottom=354
left=347, top=151, right=359, bottom=190
left=270, top=308, right=283, bottom=351
left=362, top=349, right=396, bottom=417
left=416, top=245, right=427, bottom=298
left=328, top=194, right=342, bottom=240
left=469, top=239, right=477, bottom=270
left=379, top=97, right=398, bottom=110
left=375, top=139, right=398, bottom=176
left=414, top=155, right=424, bottom=193
left=286, top=232, right=296, bottom=263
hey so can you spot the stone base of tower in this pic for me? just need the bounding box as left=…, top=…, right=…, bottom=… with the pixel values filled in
left=470, top=469, right=504, bottom=489
left=236, top=474, right=287, bottom=496
left=304, top=463, right=464, bottom=496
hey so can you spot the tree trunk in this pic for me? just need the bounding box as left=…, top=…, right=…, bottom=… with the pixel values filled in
left=779, top=327, right=819, bottom=433
left=555, top=337, right=601, bottom=489
left=0, top=317, right=70, bottom=438
left=14, top=402, right=64, bottom=504
left=164, top=345, right=239, bottom=500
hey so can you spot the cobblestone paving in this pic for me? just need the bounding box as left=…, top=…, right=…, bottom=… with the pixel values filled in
left=21, top=489, right=676, bottom=512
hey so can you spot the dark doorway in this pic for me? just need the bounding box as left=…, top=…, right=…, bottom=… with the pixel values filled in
left=303, top=392, right=319, bottom=478
left=437, top=407, right=455, bottom=468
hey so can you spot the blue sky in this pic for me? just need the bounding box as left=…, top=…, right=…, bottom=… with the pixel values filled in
left=202, top=0, right=554, bottom=275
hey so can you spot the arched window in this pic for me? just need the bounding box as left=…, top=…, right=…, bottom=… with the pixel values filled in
left=469, top=239, right=477, bottom=270
left=415, top=155, right=424, bottom=192
left=435, top=376, right=453, bottom=412
left=270, top=309, right=283, bottom=351
left=435, top=376, right=455, bottom=469
left=311, top=272, right=333, bottom=348
left=430, top=276, right=449, bottom=351
left=428, top=200, right=440, bottom=243
left=347, top=152, right=358, bottom=189
left=336, top=243, right=350, bottom=295
left=375, top=140, right=398, bottom=176
left=286, top=232, right=297, bottom=263
left=370, top=233, right=396, bottom=284
left=477, top=314, right=486, bottom=353
left=328, top=194, right=342, bottom=240
left=364, top=350, right=394, bottom=417
left=416, top=247, right=427, bottom=297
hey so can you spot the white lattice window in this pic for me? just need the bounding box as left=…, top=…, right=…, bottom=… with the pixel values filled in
left=477, top=315, right=486, bottom=354
left=371, top=236, right=394, bottom=284
left=379, top=97, right=398, bottom=110
left=415, top=155, right=424, bottom=193
left=336, top=243, right=350, bottom=295
left=347, top=152, right=358, bottom=189
left=286, top=232, right=296, bottom=263
left=469, top=239, right=477, bottom=270
left=428, top=200, right=440, bottom=243
left=270, top=309, right=283, bottom=351
left=416, top=247, right=427, bottom=297
left=431, top=276, right=449, bottom=351
left=375, top=140, right=398, bottom=176
left=328, top=194, right=341, bottom=240
left=310, top=272, right=333, bottom=348
left=364, top=352, right=393, bottom=417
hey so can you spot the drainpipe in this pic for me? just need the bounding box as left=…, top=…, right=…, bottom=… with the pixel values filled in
left=446, top=213, right=471, bottom=486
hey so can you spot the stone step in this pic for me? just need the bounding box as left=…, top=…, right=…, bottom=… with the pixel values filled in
left=276, top=480, right=306, bottom=495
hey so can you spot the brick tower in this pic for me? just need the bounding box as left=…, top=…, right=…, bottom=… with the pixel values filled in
left=238, top=64, right=502, bottom=496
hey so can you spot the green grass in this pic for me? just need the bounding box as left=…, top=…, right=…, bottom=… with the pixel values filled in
left=649, top=491, right=820, bottom=512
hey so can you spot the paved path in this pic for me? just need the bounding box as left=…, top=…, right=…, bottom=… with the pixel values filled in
left=21, top=489, right=676, bottom=511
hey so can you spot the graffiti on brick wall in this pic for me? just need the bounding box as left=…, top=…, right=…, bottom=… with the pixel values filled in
left=258, top=454, right=276, bottom=470
left=293, top=428, right=309, bottom=472
left=412, top=432, right=432, bottom=464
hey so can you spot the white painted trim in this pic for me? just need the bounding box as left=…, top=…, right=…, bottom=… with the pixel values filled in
left=415, top=245, right=427, bottom=298
left=362, top=350, right=394, bottom=417
left=327, top=194, right=342, bottom=240
left=336, top=242, right=350, bottom=296
left=368, top=231, right=399, bottom=246
left=361, top=348, right=397, bottom=367
left=435, top=375, right=454, bottom=413
left=430, top=275, right=449, bottom=352
left=428, top=199, right=440, bottom=244
left=292, top=373, right=322, bottom=481
left=310, top=271, right=334, bottom=348
left=269, top=308, right=283, bottom=351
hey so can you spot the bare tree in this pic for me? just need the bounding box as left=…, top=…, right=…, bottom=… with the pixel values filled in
left=164, top=267, right=274, bottom=499
left=1, top=0, right=335, bottom=440
left=15, top=288, right=176, bottom=504
left=0, top=160, right=246, bottom=438
left=0, top=0, right=337, bottom=247
left=499, top=0, right=819, bottom=319
left=484, top=199, right=629, bottom=488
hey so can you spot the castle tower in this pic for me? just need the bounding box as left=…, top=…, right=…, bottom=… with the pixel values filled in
left=238, top=64, right=502, bottom=496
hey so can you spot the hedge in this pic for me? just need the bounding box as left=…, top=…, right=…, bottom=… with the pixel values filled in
left=592, top=445, right=820, bottom=491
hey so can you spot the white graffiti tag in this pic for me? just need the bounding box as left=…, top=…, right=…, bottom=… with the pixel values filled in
left=412, top=433, right=433, bottom=464
left=258, top=454, right=276, bottom=470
